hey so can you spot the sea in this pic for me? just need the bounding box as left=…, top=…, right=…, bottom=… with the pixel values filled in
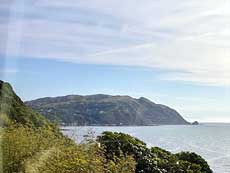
left=62, top=123, right=230, bottom=173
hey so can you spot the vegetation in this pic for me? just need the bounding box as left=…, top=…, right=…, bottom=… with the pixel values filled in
left=0, top=124, right=135, bottom=173
left=98, top=132, right=213, bottom=173
left=176, top=152, right=212, bottom=173
left=0, top=81, right=52, bottom=128
left=0, top=80, right=212, bottom=173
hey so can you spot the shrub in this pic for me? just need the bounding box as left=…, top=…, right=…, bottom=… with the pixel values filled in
left=176, top=152, right=213, bottom=173
left=98, top=132, right=212, bottom=173
left=0, top=125, right=136, bottom=173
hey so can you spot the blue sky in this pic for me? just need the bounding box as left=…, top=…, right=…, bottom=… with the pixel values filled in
left=1, top=0, right=230, bottom=122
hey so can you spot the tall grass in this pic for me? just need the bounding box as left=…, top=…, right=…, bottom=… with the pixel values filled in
left=0, top=124, right=135, bottom=173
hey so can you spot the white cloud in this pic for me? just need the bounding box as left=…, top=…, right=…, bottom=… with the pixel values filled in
left=1, top=0, right=230, bottom=86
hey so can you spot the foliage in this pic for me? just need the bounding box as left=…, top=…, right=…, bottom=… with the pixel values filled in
left=176, top=152, right=213, bottom=173
left=98, top=132, right=213, bottom=173
left=0, top=124, right=136, bottom=173
left=97, top=131, right=158, bottom=172
left=1, top=124, right=68, bottom=173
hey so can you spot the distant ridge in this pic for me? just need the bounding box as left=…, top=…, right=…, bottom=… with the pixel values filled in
left=25, top=94, right=190, bottom=126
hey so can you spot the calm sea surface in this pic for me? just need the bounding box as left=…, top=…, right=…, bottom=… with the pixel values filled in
left=62, top=124, right=230, bottom=173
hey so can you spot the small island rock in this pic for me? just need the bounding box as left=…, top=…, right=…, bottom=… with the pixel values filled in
left=192, top=121, right=199, bottom=125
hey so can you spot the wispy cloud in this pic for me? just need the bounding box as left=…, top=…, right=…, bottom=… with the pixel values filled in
left=1, top=0, right=230, bottom=86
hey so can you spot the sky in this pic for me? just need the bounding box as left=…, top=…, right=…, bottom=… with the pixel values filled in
left=1, top=0, right=230, bottom=122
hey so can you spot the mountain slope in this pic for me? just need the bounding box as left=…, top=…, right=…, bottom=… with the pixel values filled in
left=26, top=94, right=189, bottom=125
left=0, top=80, right=51, bottom=127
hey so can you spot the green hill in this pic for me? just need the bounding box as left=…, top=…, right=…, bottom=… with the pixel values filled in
left=26, top=94, right=189, bottom=126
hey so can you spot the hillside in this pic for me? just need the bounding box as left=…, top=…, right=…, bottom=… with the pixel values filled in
left=0, top=80, right=51, bottom=127
left=26, top=94, right=189, bottom=125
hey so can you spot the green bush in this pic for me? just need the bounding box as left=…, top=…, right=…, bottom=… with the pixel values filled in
left=176, top=152, right=212, bottom=173
left=98, top=132, right=212, bottom=173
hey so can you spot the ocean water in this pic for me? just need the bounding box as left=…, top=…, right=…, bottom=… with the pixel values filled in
left=62, top=124, right=230, bottom=173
